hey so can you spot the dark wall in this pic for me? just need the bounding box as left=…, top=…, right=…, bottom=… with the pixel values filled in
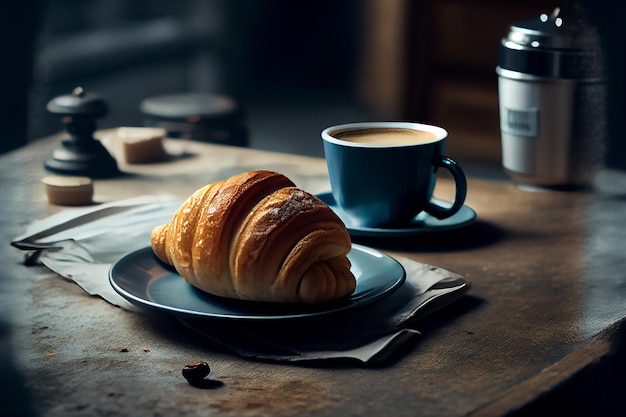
left=582, top=0, right=626, bottom=170
left=0, top=0, right=41, bottom=154
left=234, top=0, right=362, bottom=94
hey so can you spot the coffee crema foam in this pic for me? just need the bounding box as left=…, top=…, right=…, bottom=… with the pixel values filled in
left=332, top=128, right=438, bottom=146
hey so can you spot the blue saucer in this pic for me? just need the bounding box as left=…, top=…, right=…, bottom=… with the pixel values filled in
left=317, top=192, right=477, bottom=238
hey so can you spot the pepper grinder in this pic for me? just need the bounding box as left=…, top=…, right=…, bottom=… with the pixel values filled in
left=45, top=86, right=120, bottom=178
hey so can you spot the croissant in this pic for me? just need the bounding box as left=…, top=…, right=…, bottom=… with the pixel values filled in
left=151, top=170, right=356, bottom=304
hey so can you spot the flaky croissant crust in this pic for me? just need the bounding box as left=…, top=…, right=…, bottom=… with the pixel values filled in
left=151, top=170, right=356, bottom=304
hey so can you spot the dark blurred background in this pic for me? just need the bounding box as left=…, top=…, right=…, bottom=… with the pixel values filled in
left=1, top=0, right=624, bottom=167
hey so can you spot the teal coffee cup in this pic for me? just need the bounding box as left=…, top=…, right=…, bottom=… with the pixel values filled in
left=321, top=122, right=467, bottom=228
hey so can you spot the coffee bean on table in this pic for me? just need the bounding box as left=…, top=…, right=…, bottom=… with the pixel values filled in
left=182, top=361, right=211, bottom=385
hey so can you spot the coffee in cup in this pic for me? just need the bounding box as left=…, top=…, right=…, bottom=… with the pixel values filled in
left=321, top=122, right=467, bottom=228
left=332, top=127, right=438, bottom=146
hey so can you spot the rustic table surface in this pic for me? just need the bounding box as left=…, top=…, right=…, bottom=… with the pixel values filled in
left=1, top=135, right=625, bottom=417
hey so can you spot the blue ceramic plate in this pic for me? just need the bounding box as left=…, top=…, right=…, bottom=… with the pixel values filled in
left=109, top=244, right=405, bottom=320
left=317, top=192, right=477, bottom=238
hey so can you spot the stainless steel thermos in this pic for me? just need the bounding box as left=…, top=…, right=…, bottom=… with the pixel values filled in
left=496, top=7, right=607, bottom=189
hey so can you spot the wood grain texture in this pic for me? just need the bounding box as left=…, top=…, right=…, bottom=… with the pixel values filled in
left=2, top=135, right=625, bottom=416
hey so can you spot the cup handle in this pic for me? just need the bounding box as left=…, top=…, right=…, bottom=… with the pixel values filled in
left=424, top=155, right=467, bottom=220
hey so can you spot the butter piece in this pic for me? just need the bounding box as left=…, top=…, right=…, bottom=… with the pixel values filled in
left=117, top=127, right=168, bottom=164
left=43, top=176, right=94, bottom=206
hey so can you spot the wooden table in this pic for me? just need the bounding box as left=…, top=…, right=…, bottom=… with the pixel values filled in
left=2, top=135, right=625, bottom=417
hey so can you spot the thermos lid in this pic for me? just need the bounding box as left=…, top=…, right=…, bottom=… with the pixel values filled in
left=497, top=7, right=604, bottom=80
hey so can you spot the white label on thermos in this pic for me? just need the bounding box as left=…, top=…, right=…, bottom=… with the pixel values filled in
left=500, top=107, right=538, bottom=137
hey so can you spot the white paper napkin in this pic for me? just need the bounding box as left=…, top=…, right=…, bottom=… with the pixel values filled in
left=11, top=196, right=470, bottom=363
